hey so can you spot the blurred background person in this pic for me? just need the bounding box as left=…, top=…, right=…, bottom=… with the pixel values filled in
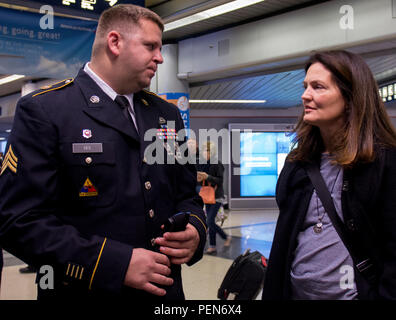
left=197, top=141, right=231, bottom=254
left=187, top=138, right=203, bottom=194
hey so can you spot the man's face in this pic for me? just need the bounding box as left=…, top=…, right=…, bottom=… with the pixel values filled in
left=119, top=18, right=163, bottom=92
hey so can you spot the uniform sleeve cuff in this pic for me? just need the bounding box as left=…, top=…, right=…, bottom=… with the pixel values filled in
left=88, top=238, right=133, bottom=293
left=187, top=214, right=207, bottom=266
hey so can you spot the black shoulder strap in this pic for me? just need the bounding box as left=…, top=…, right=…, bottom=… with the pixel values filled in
left=305, top=162, right=377, bottom=285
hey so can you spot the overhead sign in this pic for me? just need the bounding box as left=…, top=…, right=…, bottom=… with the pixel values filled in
left=159, top=92, right=190, bottom=130
left=27, top=0, right=145, bottom=15
left=0, top=6, right=97, bottom=78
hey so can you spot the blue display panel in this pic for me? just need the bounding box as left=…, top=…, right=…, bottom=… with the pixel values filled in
left=239, top=132, right=294, bottom=197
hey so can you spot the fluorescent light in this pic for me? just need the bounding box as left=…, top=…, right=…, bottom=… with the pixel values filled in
left=0, top=137, right=5, bottom=141
left=189, top=99, right=266, bottom=103
left=0, top=74, right=25, bottom=85
left=5, top=129, right=11, bottom=133
left=164, top=0, right=265, bottom=31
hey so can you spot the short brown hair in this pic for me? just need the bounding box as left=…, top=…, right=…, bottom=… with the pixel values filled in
left=288, top=50, right=396, bottom=166
left=96, top=4, right=164, bottom=37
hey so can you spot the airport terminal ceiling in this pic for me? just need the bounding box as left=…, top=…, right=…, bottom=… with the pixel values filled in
left=0, top=0, right=396, bottom=137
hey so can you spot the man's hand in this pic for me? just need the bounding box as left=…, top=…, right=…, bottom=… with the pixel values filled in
left=123, top=248, right=174, bottom=296
left=154, top=223, right=200, bottom=264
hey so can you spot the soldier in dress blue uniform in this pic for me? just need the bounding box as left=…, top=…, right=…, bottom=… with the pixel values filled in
left=0, top=4, right=206, bottom=300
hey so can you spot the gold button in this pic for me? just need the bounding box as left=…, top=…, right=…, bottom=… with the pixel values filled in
left=85, top=157, right=92, bottom=164
left=149, top=209, right=154, bottom=218
left=145, top=181, right=151, bottom=190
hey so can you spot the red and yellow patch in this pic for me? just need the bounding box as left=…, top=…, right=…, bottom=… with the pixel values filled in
left=79, top=178, right=98, bottom=197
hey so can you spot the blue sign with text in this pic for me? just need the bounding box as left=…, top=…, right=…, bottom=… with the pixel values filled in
left=158, top=92, right=190, bottom=130
left=0, top=6, right=97, bottom=78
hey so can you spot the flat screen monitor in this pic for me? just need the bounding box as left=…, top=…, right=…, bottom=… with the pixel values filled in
left=239, top=131, right=293, bottom=197
left=228, top=123, right=295, bottom=209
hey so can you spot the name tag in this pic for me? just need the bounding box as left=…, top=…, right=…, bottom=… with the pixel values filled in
left=72, top=143, right=103, bottom=153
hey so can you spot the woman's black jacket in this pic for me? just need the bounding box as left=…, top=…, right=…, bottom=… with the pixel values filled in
left=262, top=147, right=396, bottom=300
left=200, top=160, right=225, bottom=200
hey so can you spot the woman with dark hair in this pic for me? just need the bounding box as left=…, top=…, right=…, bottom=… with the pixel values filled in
left=262, top=50, right=396, bottom=300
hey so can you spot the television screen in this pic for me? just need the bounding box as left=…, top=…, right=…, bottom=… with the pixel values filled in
left=239, top=132, right=294, bottom=197
left=394, top=83, right=396, bottom=99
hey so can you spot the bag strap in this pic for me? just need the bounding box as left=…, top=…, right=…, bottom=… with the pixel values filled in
left=305, top=162, right=377, bottom=285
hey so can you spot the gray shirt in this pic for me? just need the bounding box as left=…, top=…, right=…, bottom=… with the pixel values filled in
left=290, top=153, right=358, bottom=300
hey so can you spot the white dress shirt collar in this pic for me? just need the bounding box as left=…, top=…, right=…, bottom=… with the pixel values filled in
left=83, top=62, right=134, bottom=106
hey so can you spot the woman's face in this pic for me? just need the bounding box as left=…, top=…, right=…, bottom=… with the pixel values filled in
left=302, top=62, right=346, bottom=132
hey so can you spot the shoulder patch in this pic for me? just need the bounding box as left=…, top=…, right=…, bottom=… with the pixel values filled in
left=32, top=78, right=74, bottom=97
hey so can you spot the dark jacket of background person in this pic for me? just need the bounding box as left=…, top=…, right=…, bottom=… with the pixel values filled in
left=262, top=147, right=396, bottom=300
left=199, top=160, right=225, bottom=200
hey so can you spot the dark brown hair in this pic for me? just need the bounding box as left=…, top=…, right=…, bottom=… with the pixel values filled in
left=288, top=50, right=396, bottom=166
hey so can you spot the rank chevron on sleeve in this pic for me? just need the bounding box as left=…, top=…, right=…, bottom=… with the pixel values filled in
left=1, top=145, right=18, bottom=175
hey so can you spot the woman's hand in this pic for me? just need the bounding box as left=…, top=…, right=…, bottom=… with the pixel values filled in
left=197, top=171, right=208, bottom=182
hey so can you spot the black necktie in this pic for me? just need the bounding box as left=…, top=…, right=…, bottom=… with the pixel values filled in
left=115, top=95, right=133, bottom=122
left=115, top=95, right=139, bottom=135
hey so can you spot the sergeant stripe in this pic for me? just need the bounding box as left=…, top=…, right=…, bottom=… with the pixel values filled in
left=0, top=145, right=18, bottom=175
left=8, top=145, right=18, bottom=162
left=3, top=151, right=17, bottom=168
left=70, top=265, right=75, bottom=278
left=74, top=266, right=79, bottom=279
left=89, top=238, right=107, bottom=290
left=0, top=162, right=16, bottom=175
left=79, top=267, right=84, bottom=280
left=66, top=263, right=71, bottom=276
left=3, top=145, right=17, bottom=163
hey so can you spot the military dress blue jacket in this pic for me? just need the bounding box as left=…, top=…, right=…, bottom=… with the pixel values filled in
left=0, top=69, right=207, bottom=300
